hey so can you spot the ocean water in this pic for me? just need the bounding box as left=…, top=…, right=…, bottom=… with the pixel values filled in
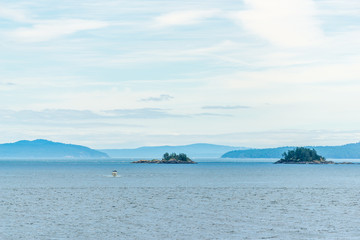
left=1, top=159, right=360, bottom=239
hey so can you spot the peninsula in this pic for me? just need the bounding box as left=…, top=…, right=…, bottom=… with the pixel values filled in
left=0, top=139, right=109, bottom=159
left=274, top=147, right=334, bottom=164
left=132, top=152, right=196, bottom=164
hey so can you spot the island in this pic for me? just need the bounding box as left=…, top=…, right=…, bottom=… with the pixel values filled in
left=274, top=147, right=335, bottom=164
left=132, top=152, right=197, bottom=164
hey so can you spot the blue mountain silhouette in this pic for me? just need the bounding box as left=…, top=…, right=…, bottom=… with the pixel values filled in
left=0, top=139, right=108, bottom=158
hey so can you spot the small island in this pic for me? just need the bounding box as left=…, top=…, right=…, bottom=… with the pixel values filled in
left=132, top=152, right=196, bottom=164
left=274, top=147, right=335, bottom=164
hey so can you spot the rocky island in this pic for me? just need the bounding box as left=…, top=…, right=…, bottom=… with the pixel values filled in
left=274, top=147, right=335, bottom=164
left=132, top=152, right=196, bottom=164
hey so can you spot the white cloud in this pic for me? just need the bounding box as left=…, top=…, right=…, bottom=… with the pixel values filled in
left=71, top=40, right=248, bottom=67
left=0, top=5, right=28, bottom=22
left=318, top=0, right=360, bottom=16
left=227, top=60, right=360, bottom=89
left=202, top=105, right=250, bottom=110
left=140, top=94, right=174, bottom=102
left=232, top=0, right=324, bottom=47
left=154, top=10, right=220, bottom=27
left=10, top=19, right=110, bottom=42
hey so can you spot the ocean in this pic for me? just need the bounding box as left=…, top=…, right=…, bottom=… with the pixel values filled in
left=1, top=159, right=360, bottom=239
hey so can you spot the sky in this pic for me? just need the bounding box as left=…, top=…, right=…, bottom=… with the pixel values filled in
left=0, top=0, right=360, bottom=149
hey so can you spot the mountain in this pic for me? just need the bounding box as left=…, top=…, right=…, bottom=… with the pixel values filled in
left=100, top=143, right=247, bottom=158
left=222, top=142, right=360, bottom=159
left=0, top=139, right=109, bottom=158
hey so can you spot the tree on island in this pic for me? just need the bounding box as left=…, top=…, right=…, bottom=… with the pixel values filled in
left=163, top=152, right=170, bottom=160
left=132, top=152, right=196, bottom=164
left=275, top=147, right=330, bottom=164
left=163, top=152, right=192, bottom=162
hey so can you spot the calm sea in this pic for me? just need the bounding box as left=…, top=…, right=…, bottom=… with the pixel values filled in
left=1, top=158, right=360, bottom=239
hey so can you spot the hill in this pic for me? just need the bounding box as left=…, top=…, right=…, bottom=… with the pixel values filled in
left=100, top=143, right=247, bottom=158
left=222, top=142, right=360, bottom=159
left=0, top=139, right=109, bottom=158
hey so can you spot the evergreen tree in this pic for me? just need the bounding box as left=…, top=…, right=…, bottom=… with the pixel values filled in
left=178, top=153, right=188, bottom=161
left=163, top=152, right=170, bottom=160
left=169, top=152, right=177, bottom=159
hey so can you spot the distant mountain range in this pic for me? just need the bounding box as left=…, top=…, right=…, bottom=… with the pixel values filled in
left=2, top=139, right=360, bottom=159
left=100, top=143, right=247, bottom=158
left=222, top=142, right=360, bottom=159
left=0, top=139, right=109, bottom=158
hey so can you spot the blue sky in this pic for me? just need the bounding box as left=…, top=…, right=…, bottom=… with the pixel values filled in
left=0, top=0, right=359, bottom=148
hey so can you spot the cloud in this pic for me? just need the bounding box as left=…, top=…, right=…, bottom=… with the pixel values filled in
left=215, top=129, right=360, bottom=148
left=0, top=5, right=28, bottom=22
left=202, top=105, right=250, bottom=110
left=0, top=108, right=236, bottom=124
left=84, top=129, right=360, bottom=149
left=0, top=108, right=185, bottom=121
left=0, top=82, right=16, bottom=86
left=77, top=40, right=248, bottom=68
left=10, top=19, right=110, bottom=42
left=105, top=108, right=184, bottom=119
left=140, top=94, right=174, bottom=102
left=154, top=10, right=220, bottom=27
left=227, top=60, right=360, bottom=90
left=0, top=82, right=16, bottom=91
left=0, top=109, right=103, bottom=122
left=195, top=113, right=233, bottom=117
left=0, top=0, right=358, bottom=149
left=232, top=0, right=324, bottom=47
left=318, top=1, right=360, bottom=16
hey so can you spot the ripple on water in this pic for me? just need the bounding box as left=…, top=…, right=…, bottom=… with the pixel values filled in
left=1, top=162, right=360, bottom=239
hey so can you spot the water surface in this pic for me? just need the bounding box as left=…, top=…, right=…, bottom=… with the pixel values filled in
left=1, top=159, right=360, bottom=239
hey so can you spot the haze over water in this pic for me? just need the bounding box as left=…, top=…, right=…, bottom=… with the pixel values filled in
left=1, top=159, right=360, bottom=239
